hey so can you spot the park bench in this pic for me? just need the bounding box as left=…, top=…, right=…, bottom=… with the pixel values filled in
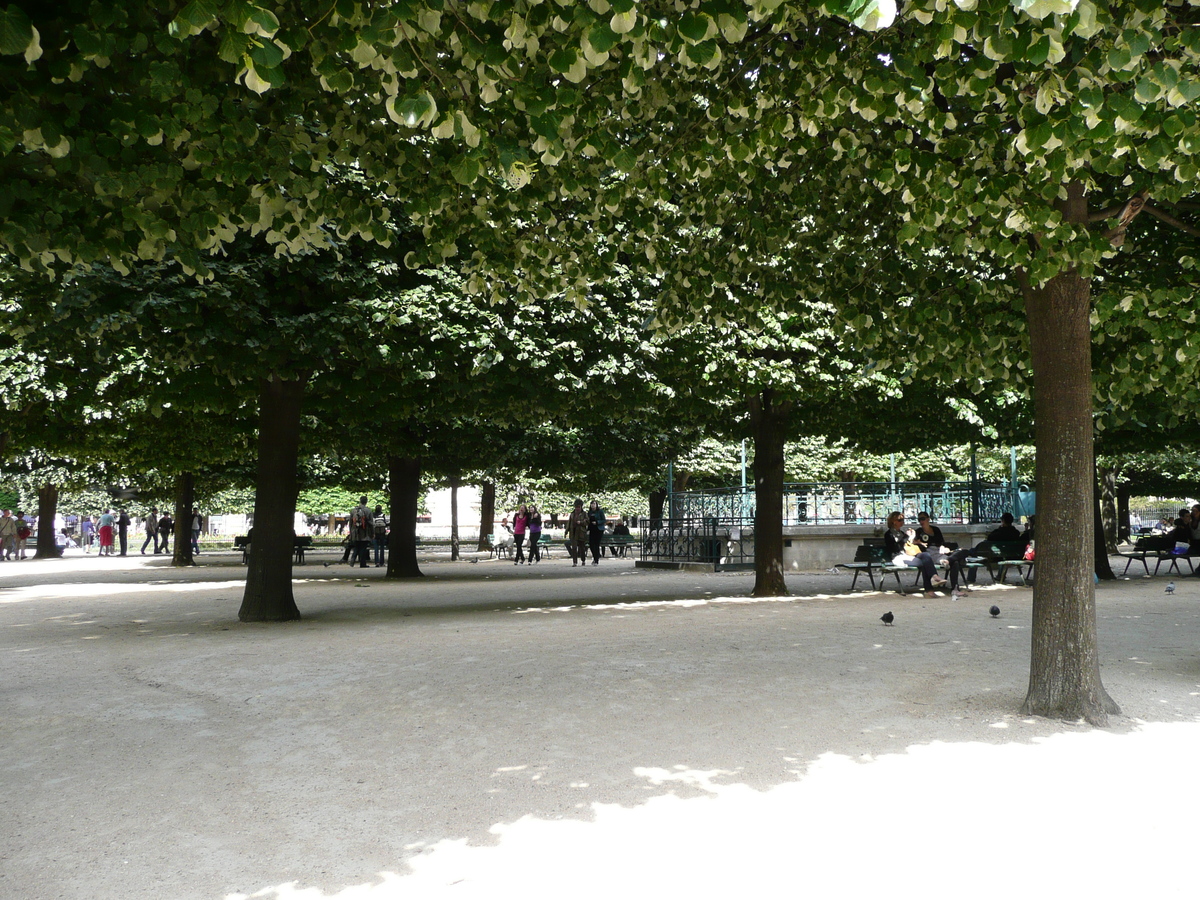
left=1125, top=536, right=1198, bottom=577
left=834, top=540, right=887, bottom=590
left=838, top=540, right=986, bottom=593
left=835, top=539, right=928, bottom=594
left=1117, top=535, right=1174, bottom=576
left=602, top=533, right=636, bottom=557
left=234, top=534, right=313, bottom=565
left=967, top=540, right=1032, bottom=585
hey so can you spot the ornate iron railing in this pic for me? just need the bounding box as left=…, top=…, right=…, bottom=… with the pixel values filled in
left=639, top=515, right=755, bottom=571
left=669, top=481, right=1014, bottom=527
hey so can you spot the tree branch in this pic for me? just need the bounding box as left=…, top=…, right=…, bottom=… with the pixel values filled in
left=1143, top=200, right=1200, bottom=238
left=1102, top=190, right=1148, bottom=247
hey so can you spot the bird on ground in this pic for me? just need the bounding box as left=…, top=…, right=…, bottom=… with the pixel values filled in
left=880, top=611, right=894, bottom=626
left=1165, top=581, right=1176, bottom=594
left=989, top=605, right=1000, bottom=618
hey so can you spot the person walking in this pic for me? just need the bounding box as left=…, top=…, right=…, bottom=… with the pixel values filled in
left=97, top=510, right=116, bottom=556
left=14, top=512, right=32, bottom=559
left=566, top=500, right=589, bottom=567
left=527, top=504, right=543, bottom=563
left=348, top=496, right=374, bottom=569
left=141, top=508, right=160, bottom=555
left=157, top=510, right=174, bottom=555
left=587, top=500, right=605, bottom=565
left=190, top=507, right=202, bottom=556
left=80, top=515, right=95, bottom=553
left=372, top=504, right=388, bottom=567
left=0, top=510, right=17, bottom=561
left=512, top=504, right=529, bottom=565
left=117, top=508, right=130, bottom=556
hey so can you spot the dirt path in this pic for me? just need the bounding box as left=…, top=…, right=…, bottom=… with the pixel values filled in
left=2, top=553, right=1197, bottom=898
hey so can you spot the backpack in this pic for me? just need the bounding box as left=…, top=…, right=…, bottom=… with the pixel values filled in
left=352, top=508, right=369, bottom=534
left=374, top=516, right=387, bottom=536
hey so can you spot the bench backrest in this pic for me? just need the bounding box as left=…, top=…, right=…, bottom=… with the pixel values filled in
left=1136, top=535, right=1174, bottom=551
left=854, top=544, right=887, bottom=563
left=975, top=540, right=1026, bottom=560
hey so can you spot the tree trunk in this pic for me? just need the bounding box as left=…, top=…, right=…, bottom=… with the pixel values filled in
left=34, top=482, right=62, bottom=559
left=477, top=481, right=495, bottom=551
left=1097, top=464, right=1119, bottom=553
left=172, top=472, right=195, bottom=566
left=450, top=474, right=460, bottom=561
left=386, top=455, right=423, bottom=578
left=1117, top=487, right=1131, bottom=543
left=1019, top=187, right=1119, bottom=725
left=238, top=376, right=304, bottom=622
left=1094, top=478, right=1115, bottom=581
left=649, top=488, right=666, bottom=529
left=749, top=389, right=792, bottom=597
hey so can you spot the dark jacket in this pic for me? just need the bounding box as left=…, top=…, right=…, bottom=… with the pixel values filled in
left=987, top=523, right=1023, bottom=542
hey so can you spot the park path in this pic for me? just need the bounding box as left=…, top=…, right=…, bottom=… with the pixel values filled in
left=2, top=553, right=1198, bottom=898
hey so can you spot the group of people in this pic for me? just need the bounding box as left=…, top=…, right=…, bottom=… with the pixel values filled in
left=330, top=499, right=389, bottom=568
left=500, top=500, right=631, bottom=567
left=884, top=510, right=1034, bottom=598
left=507, top=503, right=545, bottom=564
left=0, top=509, right=33, bottom=560
left=1163, top=504, right=1200, bottom=551
left=71, top=507, right=203, bottom=557
left=138, top=508, right=175, bottom=556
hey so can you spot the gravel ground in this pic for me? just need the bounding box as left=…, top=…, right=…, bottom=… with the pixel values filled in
left=2, top=550, right=1198, bottom=899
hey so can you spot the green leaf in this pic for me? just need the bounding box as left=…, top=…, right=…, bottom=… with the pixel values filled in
left=678, top=12, right=711, bottom=44
left=1126, top=30, right=1150, bottom=60
left=250, top=8, right=280, bottom=35
left=249, top=38, right=284, bottom=69
left=1027, top=35, right=1050, bottom=66
left=587, top=22, right=620, bottom=53
left=180, top=0, right=218, bottom=29
left=450, top=155, right=481, bottom=185
left=1108, top=46, right=1132, bottom=71
left=0, top=4, right=33, bottom=55
left=548, top=47, right=578, bottom=75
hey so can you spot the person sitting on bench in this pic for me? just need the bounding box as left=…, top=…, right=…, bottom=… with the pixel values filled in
left=884, top=511, right=945, bottom=597
left=960, top=513, right=1025, bottom=588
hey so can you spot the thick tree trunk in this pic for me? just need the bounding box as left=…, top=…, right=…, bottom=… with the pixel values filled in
left=1117, top=487, right=1131, bottom=543
left=1098, top=464, right=1119, bottom=553
left=1020, top=190, right=1119, bottom=724
left=34, top=482, right=62, bottom=559
left=477, top=481, right=495, bottom=551
left=386, top=455, right=423, bottom=578
left=450, top=474, right=460, bottom=561
left=172, top=472, right=195, bottom=566
left=649, top=488, right=666, bottom=529
left=1094, top=478, right=1115, bottom=581
left=238, top=376, right=304, bottom=622
left=749, top=389, right=792, bottom=597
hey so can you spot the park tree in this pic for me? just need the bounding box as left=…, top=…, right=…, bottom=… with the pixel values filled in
left=7, top=2, right=1200, bottom=725
left=376, top=0, right=1200, bottom=723
left=772, top=0, right=1200, bottom=724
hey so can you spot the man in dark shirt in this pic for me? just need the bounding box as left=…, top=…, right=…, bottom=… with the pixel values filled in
left=961, top=513, right=1024, bottom=588
left=986, top=512, right=1022, bottom=543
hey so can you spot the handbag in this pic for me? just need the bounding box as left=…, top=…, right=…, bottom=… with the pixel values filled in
left=904, top=541, right=922, bottom=556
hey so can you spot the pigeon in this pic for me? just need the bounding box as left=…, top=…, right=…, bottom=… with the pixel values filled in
left=989, top=605, right=1000, bottom=618
left=880, top=611, right=894, bottom=626
left=1165, top=581, right=1176, bottom=594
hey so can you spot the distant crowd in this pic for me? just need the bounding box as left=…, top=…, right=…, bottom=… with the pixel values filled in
left=496, top=500, right=631, bottom=567
left=0, top=507, right=206, bottom=559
